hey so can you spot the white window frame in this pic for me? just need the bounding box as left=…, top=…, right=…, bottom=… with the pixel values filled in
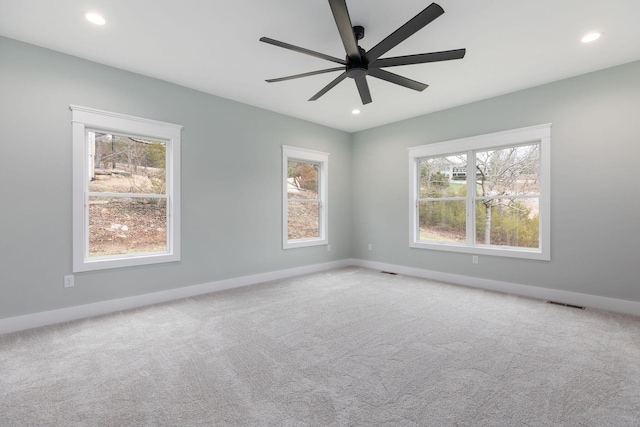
left=282, top=145, right=329, bottom=249
left=408, top=124, right=551, bottom=260
left=71, top=105, right=182, bottom=272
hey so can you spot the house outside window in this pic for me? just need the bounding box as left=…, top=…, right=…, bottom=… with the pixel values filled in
left=282, top=145, right=328, bottom=249
left=408, top=124, right=551, bottom=260
left=71, top=106, right=181, bottom=272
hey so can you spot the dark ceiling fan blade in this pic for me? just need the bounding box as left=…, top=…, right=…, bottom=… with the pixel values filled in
left=365, top=3, right=445, bottom=62
left=328, top=0, right=361, bottom=62
left=355, top=76, right=372, bottom=104
left=368, top=68, right=428, bottom=91
left=371, top=48, right=466, bottom=68
left=309, top=72, right=347, bottom=101
left=266, top=67, right=344, bottom=83
left=260, top=37, right=347, bottom=65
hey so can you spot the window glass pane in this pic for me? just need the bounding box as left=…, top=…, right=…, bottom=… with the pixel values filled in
left=418, top=200, right=466, bottom=243
left=88, top=196, right=167, bottom=257
left=475, top=198, right=539, bottom=248
left=88, top=132, right=166, bottom=195
left=476, top=144, right=539, bottom=197
left=419, top=154, right=467, bottom=198
left=287, top=160, right=318, bottom=199
left=288, top=201, right=319, bottom=240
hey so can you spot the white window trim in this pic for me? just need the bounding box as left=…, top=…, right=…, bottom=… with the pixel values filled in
left=71, top=105, right=182, bottom=272
left=282, top=145, right=329, bottom=249
left=408, top=123, right=551, bottom=260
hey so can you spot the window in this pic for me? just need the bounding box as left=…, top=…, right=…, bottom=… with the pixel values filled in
left=282, top=145, right=328, bottom=249
left=71, top=106, right=181, bottom=272
left=409, top=124, right=551, bottom=260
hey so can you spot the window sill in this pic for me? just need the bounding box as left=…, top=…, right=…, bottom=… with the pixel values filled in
left=284, top=238, right=328, bottom=250
left=74, top=251, right=180, bottom=273
left=410, top=241, right=550, bottom=260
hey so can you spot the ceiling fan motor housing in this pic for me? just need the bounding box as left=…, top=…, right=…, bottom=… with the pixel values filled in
left=346, top=62, right=368, bottom=78
left=346, top=45, right=368, bottom=78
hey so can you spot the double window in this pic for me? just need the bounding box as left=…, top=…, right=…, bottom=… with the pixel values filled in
left=71, top=106, right=181, bottom=272
left=282, top=146, right=328, bottom=249
left=409, top=124, right=551, bottom=260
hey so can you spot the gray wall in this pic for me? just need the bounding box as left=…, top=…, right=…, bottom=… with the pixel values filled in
left=0, top=37, right=352, bottom=319
left=352, top=60, right=640, bottom=302
left=2, top=34, right=639, bottom=321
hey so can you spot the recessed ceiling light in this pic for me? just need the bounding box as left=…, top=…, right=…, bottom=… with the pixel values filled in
left=85, top=12, right=106, bottom=26
left=352, top=109, right=361, bottom=115
left=581, top=32, right=601, bottom=43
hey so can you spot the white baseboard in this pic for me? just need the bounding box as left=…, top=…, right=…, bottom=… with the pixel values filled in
left=3, top=258, right=639, bottom=336
left=351, top=259, right=640, bottom=317
left=0, top=259, right=352, bottom=335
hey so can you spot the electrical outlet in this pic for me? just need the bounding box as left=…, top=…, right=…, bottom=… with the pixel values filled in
left=368, top=244, right=373, bottom=251
left=472, top=255, right=479, bottom=265
left=327, top=244, right=331, bottom=252
left=64, top=275, right=74, bottom=288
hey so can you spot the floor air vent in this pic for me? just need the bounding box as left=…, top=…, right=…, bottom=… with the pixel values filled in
left=380, top=271, right=398, bottom=275
left=547, top=301, right=585, bottom=310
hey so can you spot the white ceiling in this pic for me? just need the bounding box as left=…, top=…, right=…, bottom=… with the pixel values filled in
left=1, top=0, right=640, bottom=132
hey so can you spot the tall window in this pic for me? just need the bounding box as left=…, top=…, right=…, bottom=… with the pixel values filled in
left=71, top=106, right=181, bottom=272
left=282, top=146, right=328, bottom=249
left=409, top=124, right=551, bottom=260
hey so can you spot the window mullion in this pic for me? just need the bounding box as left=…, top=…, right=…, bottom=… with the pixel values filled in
left=466, top=149, right=476, bottom=244
left=87, top=192, right=167, bottom=199
left=288, top=198, right=321, bottom=203
left=418, top=196, right=465, bottom=202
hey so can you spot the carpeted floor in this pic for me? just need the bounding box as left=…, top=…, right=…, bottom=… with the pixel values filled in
left=1, top=267, right=639, bottom=426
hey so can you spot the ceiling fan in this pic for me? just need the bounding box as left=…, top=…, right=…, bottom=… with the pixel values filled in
left=260, top=1, right=466, bottom=105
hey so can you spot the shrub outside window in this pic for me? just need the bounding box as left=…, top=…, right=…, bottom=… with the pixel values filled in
left=282, top=146, right=328, bottom=249
left=409, top=124, right=551, bottom=260
left=71, top=106, right=181, bottom=272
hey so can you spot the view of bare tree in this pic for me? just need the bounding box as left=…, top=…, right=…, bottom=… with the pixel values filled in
left=475, top=144, right=540, bottom=244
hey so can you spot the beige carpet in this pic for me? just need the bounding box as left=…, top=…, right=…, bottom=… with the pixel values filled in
left=1, top=267, right=639, bottom=426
